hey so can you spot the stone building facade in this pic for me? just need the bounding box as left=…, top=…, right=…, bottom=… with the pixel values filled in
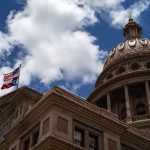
left=0, top=19, right=150, bottom=150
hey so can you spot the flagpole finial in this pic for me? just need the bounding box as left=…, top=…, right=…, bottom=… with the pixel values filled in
left=128, top=10, right=133, bottom=21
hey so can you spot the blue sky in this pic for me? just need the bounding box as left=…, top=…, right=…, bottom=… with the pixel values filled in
left=0, top=0, right=149, bottom=98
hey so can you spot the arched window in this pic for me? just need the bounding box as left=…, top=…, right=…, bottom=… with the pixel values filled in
left=136, top=103, right=146, bottom=115
left=146, top=61, right=150, bottom=69
left=107, top=73, right=113, bottom=80
left=131, top=62, right=140, bottom=71
left=116, top=67, right=125, bottom=75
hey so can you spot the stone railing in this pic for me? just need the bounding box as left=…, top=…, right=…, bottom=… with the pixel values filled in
left=70, top=94, right=119, bottom=122
left=99, top=108, right=119, bottom=121
left=133, top=114, right=150, bottom=122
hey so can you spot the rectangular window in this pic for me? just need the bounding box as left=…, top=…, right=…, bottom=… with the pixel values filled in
left=32, top=130, right=39, bottom=147
left=42, top=117, right=50, bottom=135
left=89, top=134, right=98, bottom=150
left=21, top=124, right=39, bottom=150
left=74, top=127, right=84, bottom=147
left=57, top=117, right=68, bottom=134
left=23, top=138, right=30, bottom=150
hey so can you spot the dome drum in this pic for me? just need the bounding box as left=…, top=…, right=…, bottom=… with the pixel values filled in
left=89, top=70, right=150, bottom=102
left=96, top=57, right=150, bottom=87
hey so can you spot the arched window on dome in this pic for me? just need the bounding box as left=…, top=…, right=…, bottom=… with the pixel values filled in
left=136, top=103, right=146, bottom=116
left=146, top=61, right=150, bottom=69
left=116, top=66, right=126, bottom=75
left=107, top=73, right=113, bottom=80
left=130, top=62, right=140, bottom=71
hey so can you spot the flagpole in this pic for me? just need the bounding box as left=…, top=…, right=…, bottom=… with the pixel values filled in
left=16, top=64, right=21, bottom=89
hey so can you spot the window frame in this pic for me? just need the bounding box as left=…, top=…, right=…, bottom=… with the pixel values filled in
left=73, top=121, right=103, bottom=150
left=20, top=123, right=40, bottom=150
left=89, top=133, right=98, bottom=150
left=74, top=127, right=84, bottom=147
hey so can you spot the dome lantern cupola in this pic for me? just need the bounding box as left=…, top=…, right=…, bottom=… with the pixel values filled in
left=123, top=18, right=142, bottom=40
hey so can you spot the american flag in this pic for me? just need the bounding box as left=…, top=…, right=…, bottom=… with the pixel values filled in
left=1, top=65, right=21, bottom=90
left=3, top=70, right=20, bottom=82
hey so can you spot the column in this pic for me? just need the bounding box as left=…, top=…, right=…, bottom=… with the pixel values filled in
left=107, top=93, right=111, bottom=112
left=124, top=85, right=132, bottom=122
left=145, top=81, right=150, bottom=113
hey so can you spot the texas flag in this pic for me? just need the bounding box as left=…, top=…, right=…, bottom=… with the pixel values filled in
left=1, top=65, right=21, bottom=90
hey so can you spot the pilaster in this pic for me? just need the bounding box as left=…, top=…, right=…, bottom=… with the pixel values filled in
left=107, top=93, right=111, bottom=112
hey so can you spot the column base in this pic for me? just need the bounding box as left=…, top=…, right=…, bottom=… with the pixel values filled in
left=126, top=117, right=132, bottom=123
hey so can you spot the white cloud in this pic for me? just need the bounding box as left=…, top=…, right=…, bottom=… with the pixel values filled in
left=0, top=32, right=12, bottom=55
left=86, top=0, right=124, bottom=8
left=85, top=0, right=150, bottom=28
left=0, top=0, right=149, bottom=96
left=107, top=0, right=150, bottom=28
left=0, top=0, right=105, bottom=96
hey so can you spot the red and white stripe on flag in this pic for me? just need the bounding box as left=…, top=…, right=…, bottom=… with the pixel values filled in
left=3, top=72, right=20, bottom=82
left=3, top=73, right=13, bottom=82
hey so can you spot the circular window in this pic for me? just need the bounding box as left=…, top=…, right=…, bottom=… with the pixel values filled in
left=107, top=73, right=113, bottom=80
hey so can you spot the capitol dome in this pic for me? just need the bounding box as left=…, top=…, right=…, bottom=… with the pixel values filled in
left=88, top=18, right=150, bottom=133
left=96, top=19, right=150, bottom=87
